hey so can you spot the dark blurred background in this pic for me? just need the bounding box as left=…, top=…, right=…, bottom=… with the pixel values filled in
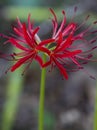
left=0, top=0, right=97, bottom=130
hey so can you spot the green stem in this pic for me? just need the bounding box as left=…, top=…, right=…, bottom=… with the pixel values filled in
left=93, top=85, right=97, bottom=130
left=38, top=54, right=46, bottom=130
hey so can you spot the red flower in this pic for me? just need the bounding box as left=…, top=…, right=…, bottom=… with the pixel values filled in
left=2, top=9, right=97, bottom=79
left=6, top=14, right=54, bottom=72
left=41, top=8, right=97, bottom=79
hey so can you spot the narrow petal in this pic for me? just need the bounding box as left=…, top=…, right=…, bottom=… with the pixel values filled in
left=11, top=54, right=35, bottom=71
left=63, top=23, right=76, bottom=36
left=16, top=17, right=22, bottom=28
left=54, top=33, right=63, bottom=51
left=52, top=19, right=58, bottom=37
left=56, top=34, right=73, bottom=52
left=39, top=39, right=55, bottom=46
left=49, top=8, right=58, bottom=36
left=32, top=27, right=40, bottom=37
left=13, top=27, right=23, bottom=37
left=22, top=23, right=34, bottom=47
left=71, top=57, right=81, bottom=67
left=28, top=14, right=33, bottom=31
left=53, top=57, right=68, bottom=79
left=55, top=50, right=82, bottom=58
left=49, top=8, right=57, bottom=23
left=42, top=60, right=51, bottom=67
left=35, top=55, right=43, bottom=67
left=36, top=46, right=51, bottom=55
left=55, top=10, right=66, bottom=38
left=9, top=38, right=29, bottom=51
left=64, top=50, right=82, bottom=56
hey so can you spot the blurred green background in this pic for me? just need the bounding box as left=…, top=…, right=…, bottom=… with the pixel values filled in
left=0, top=0, right=97, bottom=130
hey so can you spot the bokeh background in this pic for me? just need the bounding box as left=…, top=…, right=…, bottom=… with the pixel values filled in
left=0, top=0, right=97, bottom=130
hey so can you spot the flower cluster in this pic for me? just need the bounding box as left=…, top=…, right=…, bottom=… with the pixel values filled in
left=2, top=14, right=54, bottom=73
left=1, top=8, right=97, bottom=79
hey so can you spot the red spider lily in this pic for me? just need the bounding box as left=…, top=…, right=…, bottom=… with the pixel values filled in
left=2, top=9, right=97, bottom=79
left=40, top=8, right=97, bottom=79
left=4, top=14, right=54, bottom=73
left=39, top=33, right=82, bottom=79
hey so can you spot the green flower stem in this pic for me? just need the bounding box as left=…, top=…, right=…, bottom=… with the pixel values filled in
left=38, top=54, right=46, bottom=130
left=93, top=85, right=97, bottom=130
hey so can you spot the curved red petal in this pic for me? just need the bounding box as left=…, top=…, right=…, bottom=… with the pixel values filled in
left=9, top=38, right=29, bottom=51
left=35, top=55, right=43, bottom=67
left=11, top=54, right=35, bottom=72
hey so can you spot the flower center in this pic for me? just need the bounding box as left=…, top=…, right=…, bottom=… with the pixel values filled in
left=48, top=42, right=56, bottom=51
